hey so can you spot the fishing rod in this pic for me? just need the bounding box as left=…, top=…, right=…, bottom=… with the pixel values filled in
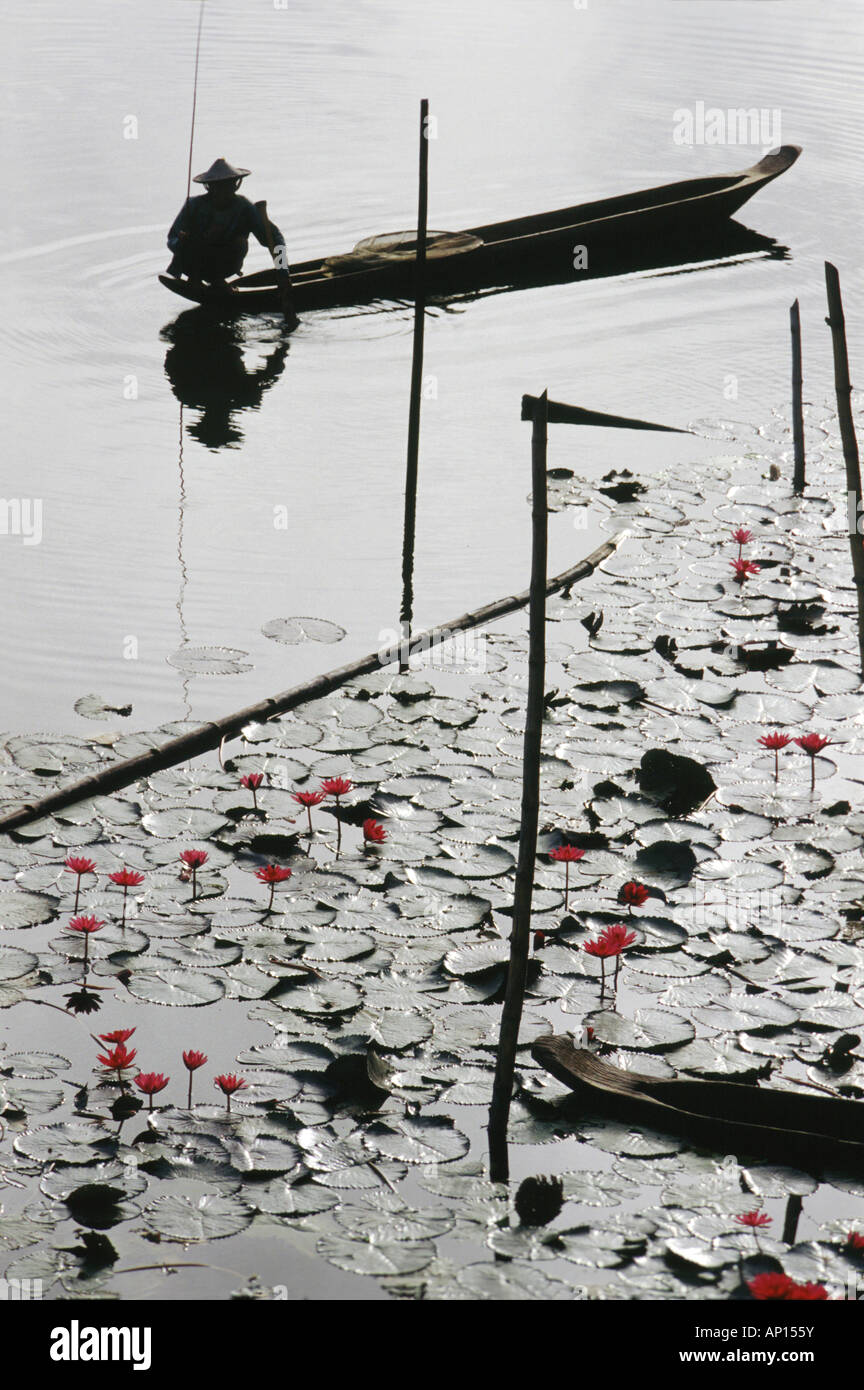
left=184, top=0, right=206, bottom=203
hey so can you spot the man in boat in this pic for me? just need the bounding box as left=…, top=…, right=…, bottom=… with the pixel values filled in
left=166, top=158, right=297, bottom=323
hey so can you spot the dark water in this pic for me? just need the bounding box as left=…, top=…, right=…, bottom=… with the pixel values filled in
left=1, top=0, right=861, bottom=736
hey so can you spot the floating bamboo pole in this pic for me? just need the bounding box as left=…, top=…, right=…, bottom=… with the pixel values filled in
left=824, top=262, right=864, bottom=676
left=790, top=299, right=805, bottom=494
left=0, top=534, right=622, bottom=836
left=399, top=97, right=430, bottom=669
left=488, top=391, right=549, bottom=1183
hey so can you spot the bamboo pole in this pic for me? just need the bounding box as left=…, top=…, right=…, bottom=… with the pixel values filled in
left=790, top=299, right=805, bottom=494
left=0, top=534, right=622, bottom=837
left=824, top=262, right=864, bottom=676
left=399, top=98, right=430, bottom=668
left=488, top=391, right=549, bottom=1182
left=782, top=1193, right=803, bottom=1246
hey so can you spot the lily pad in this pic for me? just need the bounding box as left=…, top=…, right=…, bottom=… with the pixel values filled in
left=262, top=617, right=347, bottom=646
left=142, top=1193, right=253, bottom=1242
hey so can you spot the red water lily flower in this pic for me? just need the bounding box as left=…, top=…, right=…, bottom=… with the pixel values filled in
left=99, top=1028, right=136, bottom=1044
left=180, top=848, right=208, bottom=900
left=550, top=844, right=585, bottom=911
left=730, top=557, right=761, bottom=583
left=68, top=915, right=104, bottom=934
left=292, top=789, right=325, bottom=834
left=65, top=855, right=96, bottom=911
left=67, top=915, right=104, bottom=971
left=758, top=730, right=792, bottom=783
left=584, top=938, right=619, bottom=959
left=214, top=1073, right=246, bottom=1112
left=599, top=923, right=637, bottom=988
left=134, top=1072, right=170, bottom=1109
left=240, top=772, right=264, bottom=812
left=109, top=868, right=144, bottom=887
left=320, top=777, right=352, bottom=797
left=619, top=881, right=650, bottom=913
left=584, top=935, right=619, bottom=997
left=795, top=733, right=831, bottom=754
left=746, top=1272, right=798, bottom=1300
left=181, top=848, right=208, bottom=867
left=736, top=1210, right=771, bottom=1228
left=255, top=863, right=292, bottom=911
left=183, top=1049, right=208, bottom=1106
left=785, top=1283, right=829, bottom=1301
left=732, top=527, right=753, bottom=556
left=846, top=1231, right=864, bottom=1251
left=363, top=819, right=387, bottom=848
left=794, top=733, right=832, bottom=792
left=108, top=867, right=144, bottom=925
left=97, top=1043, right=137, bottom=1076
left=600, top=923, right=637, bottom=950
left=320, top=777, right=352, bottom=855
left=533, top=931, right=546, bottom=952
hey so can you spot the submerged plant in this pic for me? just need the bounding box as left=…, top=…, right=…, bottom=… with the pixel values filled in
left=65, top=855, right=96, bottom=913
left=183, top=1050, right=208, bottom=1108
left=549, top=844, right=585, bottom=912
left=255, top=863, right=292, bottom=911
left=758, top=730, right=792, bottom=782
left=180, top=848, right=208, bottom=901
left=108, top=867, right=144, bottom=926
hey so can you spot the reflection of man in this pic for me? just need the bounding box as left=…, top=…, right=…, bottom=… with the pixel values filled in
left=167, top=158, right=295, bottom=318
left=162, top=311, right=289, bottom=451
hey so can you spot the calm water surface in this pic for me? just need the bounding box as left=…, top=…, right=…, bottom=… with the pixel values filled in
left=1, top=0, right=862, bottom=734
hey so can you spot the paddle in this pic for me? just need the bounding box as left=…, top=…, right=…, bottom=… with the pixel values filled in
left=255, top=199, right=299, bottom=329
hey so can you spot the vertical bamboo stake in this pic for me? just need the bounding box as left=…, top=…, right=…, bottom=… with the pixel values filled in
left=399, top=97, right=430, bottom=671
left=824, top=262, right=864, bottom=676
left=782, top=1194, right=803, bottom=1246
left=790, top=299, right=805, bottom=494
left=488, top=391, right=549, bottom=1183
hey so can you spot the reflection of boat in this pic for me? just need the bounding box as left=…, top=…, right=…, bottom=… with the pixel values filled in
left=159, top=145, right=800, bottom=315
left=533, top=1037, right=864, bottom=1173
left=161, top=310, right=290, bottom=450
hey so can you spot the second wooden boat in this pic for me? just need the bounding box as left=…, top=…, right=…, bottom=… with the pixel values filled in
left=533, top=1035, right=864, bottom=1173
left=159, top=145, right=800, bottom=315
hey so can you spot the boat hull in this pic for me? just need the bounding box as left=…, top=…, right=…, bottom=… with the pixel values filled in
left=533, top=1037, right=864, bottom=1174
left=160, top=145, right=800, bottom=315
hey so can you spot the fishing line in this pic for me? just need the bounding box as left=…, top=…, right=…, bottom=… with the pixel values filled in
left=176, top=1, right=204, bottom=726
left=184, top=0, right=206, bottom=202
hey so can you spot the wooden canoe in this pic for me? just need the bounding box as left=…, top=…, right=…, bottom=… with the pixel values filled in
left=159, top=145, right=800, bottom=315
left=532, top=1035, right=864, bottom=1173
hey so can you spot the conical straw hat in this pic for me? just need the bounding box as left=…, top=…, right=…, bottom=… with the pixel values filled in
left=193, top=157, right=251, bottom=184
